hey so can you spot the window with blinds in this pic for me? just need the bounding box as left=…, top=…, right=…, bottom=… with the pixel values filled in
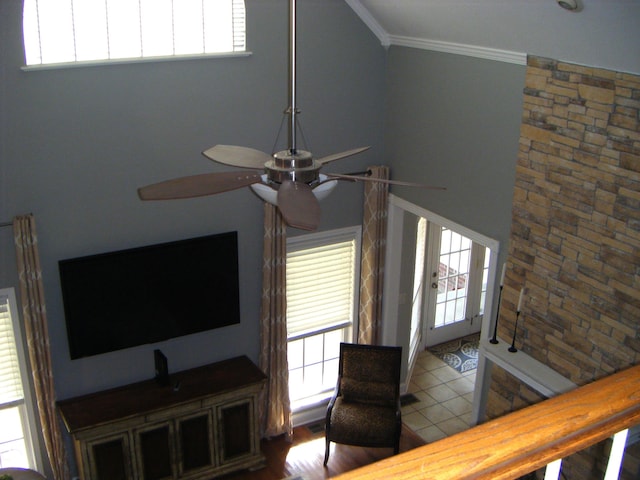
left=0, top=295, right=24, bottom=407
left=22, top=0, right=247, bottom=67
left=286, top=227, right=361, bottom=410
left=0, top=289, right=37, bottom=469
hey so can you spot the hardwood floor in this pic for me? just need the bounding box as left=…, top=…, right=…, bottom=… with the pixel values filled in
left=220, top=424, right=426, bottom=480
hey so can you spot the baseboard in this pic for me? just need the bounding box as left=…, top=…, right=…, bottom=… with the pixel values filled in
left=292, top=403, right=327, bottom=428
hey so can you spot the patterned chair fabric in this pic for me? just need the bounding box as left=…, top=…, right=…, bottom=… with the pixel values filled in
left=324, top=343, right=402, bottom=465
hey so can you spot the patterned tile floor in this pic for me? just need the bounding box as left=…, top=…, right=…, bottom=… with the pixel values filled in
left=402, top=348, right=477, bottom=443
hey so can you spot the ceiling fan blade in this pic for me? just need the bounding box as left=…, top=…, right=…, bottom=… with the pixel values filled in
left=316, top=146, right=370, bottom=165
left=277, top=180, right=321, bottom=231
left=202, top=145, right=273, bottom=169
left=326, top=172, right=447, bottom=190
left=138, top=171, right=263, bottom=200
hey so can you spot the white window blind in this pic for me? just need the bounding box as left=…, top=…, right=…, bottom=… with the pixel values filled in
left=23, top=0, right=246, bottom=66
left=286, top=230, right=359, bottom=339
left=0, top=295, right=24, bottom=406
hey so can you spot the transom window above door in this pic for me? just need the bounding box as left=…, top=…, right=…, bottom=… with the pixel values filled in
left=22, top=0, right=247, bottom=68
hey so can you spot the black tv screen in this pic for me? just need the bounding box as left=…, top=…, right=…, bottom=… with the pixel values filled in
left=59, top=231, right=241, bottom=359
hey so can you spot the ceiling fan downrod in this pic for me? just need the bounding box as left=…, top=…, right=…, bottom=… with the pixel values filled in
left=289, top=0, right=298, bottom=155
left=265, top=0, right=323, bottom=187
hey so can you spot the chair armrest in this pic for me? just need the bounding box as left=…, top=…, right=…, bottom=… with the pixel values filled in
left=326, top=375, right=342, bottom=418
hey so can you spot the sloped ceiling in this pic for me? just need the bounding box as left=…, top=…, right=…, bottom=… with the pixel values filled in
left=346, top=0, right=640, bottom=74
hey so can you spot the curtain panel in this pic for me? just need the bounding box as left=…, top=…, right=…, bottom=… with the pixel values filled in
left=258, top=203, right=293, bottom=439
left=357, top=166, right=389, bottom=345
left=14, top=214, right=70, bottom=480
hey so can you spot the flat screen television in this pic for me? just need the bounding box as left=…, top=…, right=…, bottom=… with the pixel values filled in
left=59, top=231, right=241, bottom=359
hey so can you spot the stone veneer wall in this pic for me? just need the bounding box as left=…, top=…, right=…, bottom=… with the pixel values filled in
left=486, top=56, right=640, bottom=479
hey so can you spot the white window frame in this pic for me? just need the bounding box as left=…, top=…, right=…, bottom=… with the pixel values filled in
left=22, top=0, right=250, bottom=70
left=286, top=226, right=361, bottom=423
left=0, top=288, right=42, bottom=471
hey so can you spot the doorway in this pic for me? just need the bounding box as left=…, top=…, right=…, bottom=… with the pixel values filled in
left=381, top=195, right=499, bottom=380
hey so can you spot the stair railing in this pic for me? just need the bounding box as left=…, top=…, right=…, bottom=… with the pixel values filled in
left=333, top=364, right=640, bottom=480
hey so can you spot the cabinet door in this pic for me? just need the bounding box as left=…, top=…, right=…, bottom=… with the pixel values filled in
left=85, top=433, right=133, bottom=480
left=217, top=398, right=254, bottom=465
left=136, top=423, right=175, bottom=480
left=178, top=412, right=214, bottom=475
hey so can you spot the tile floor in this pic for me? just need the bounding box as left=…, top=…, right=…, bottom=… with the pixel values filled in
left=402, top=348, right=477, bottom=444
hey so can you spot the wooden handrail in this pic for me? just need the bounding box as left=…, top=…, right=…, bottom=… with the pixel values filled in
left=333, top=364, right=640, bottom=480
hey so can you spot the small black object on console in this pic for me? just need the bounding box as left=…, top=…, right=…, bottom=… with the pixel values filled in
left=154, top=349, right=169, bottom=386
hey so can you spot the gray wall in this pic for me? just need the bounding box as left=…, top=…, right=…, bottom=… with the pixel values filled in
left=383, top=47, right=527, bottom=348
left=0, top=0, right=386, bottom=404
left=385, top=47, right=526, bottom=249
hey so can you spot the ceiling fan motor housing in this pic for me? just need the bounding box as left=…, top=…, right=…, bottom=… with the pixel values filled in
left=266, top=149, right=321, bottom=185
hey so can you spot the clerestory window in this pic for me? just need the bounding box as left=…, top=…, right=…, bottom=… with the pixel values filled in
left=22, top=0, right=246, bottom=67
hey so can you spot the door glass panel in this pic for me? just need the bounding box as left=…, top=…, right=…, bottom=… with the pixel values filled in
left=435, top=228, right=472, bottom=328
left=479, top=251, right=490, bottom=315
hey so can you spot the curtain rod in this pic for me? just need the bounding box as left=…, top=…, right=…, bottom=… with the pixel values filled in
left=0, top=221, right=13, bottom=228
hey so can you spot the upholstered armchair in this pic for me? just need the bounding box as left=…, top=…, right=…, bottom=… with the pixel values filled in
left=323, top=342, right=403, bottom=465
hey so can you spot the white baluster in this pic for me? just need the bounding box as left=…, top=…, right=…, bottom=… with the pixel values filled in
left=604, top=429, right=629, bottom=480
left=544, top=458, right=562, bottom=480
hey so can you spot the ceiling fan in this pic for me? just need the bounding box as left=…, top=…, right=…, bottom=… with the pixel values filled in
left=138, top=0, right=445, bottom=231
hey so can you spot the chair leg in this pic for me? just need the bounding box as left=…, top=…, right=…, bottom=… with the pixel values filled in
left=324, top=438, right=330, bottom=466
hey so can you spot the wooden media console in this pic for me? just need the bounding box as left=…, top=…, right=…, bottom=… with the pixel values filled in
left=58, top=356, right=266, bottom=480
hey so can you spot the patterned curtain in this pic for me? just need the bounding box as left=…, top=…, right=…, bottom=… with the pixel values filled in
left=13, top=214, right=70, bottom=480
left=258, top=203, right=293, bottom=439
left=358, top=166, right=389, bottom=345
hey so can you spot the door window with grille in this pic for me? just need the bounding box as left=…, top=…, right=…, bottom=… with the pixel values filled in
left=425, top=226, right=489, bottom=346
left=286, top=227, right=360, bottom=411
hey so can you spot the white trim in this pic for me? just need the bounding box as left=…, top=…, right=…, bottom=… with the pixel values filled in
left=344, top=1, right=526, bottom=64
left=344, top=0, right=391, bottom=47
left=389, top=36, right=526, bottom=65
left=21, top=51, right=252, bottom=72
left=389, top=195, right=499, bottom=251
left=482, top=338, right=576, bottom=398
left=381, top=202, right=403, bottom=347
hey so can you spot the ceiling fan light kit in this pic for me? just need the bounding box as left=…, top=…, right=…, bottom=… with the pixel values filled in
left=137, top=0, right=444, bottom=231
left=251, top=174, right=337, bottom=205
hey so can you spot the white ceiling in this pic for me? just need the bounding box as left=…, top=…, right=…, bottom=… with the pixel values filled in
left=346, top=0, right=640, bottom=74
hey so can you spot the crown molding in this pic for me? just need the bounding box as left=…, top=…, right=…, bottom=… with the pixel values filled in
left=344, top=0, right=391, bottom=47
left=344, top=1, right=526, bottom=64
left=389, top=35, right=527, bottom=65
